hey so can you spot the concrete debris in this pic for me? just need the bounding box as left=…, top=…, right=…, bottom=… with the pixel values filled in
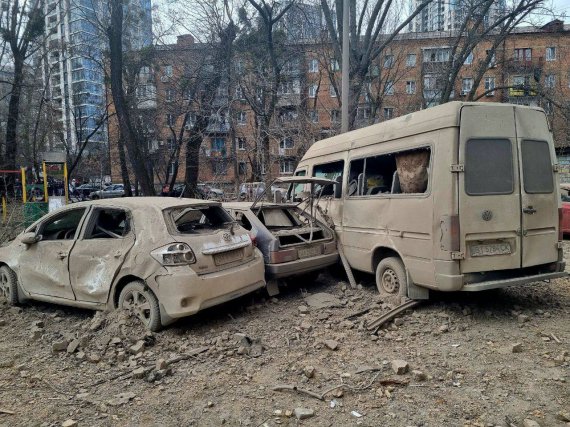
left=391, top=360, right=409, bottom=375
left=87, top=354, right=101, bottom=364
left=156, top=358, right=168, bottom=370
left=298, top=305, right=309, bottom=314
left=0, top=319, right=6, bottom=327
left=300, top=320, right=312, bottom=330
left=75, top=352, right=86, bottom=361
left=557, top=411, right=570, bottom=422
left=61, top=419, right=77, bottom=427
left=32, top=320, right=44, bottom=328
left=293, top=408, right=315, bottom=420
left=88, top=313, right=105, bottom=331
left=66, top=339, right=80, bottom=354
left=412, top=370, right=427, bottom=381
left=324, top=340, right=339, bottom=351
left=106, top=392, right=136, bottom=407
left=132, top=367, right=147, bottom=379
left=0, top=359, right=14, bottom=368
left=522, top=419, right=541, bottom=427
left=129, top=340, right=145, bottom=355
left=351, top=410, right=363, bottom=418
left=393, top=317, right=404, bottom=327
left=511, top=343, right=524, bottom=353
left=52, top=340, right=69, bottom=353
left=438, top=324, right=449, bottom=333
left=8, top=307, right=22, bottom=315
left=518, top=314, right=530, bottom=323
left=303, top=365, right=316, bottom=378
left=304, top=292, right=342, bottom=309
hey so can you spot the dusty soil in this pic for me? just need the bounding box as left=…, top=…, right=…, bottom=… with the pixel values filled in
left=1, top=252, right=569, bottom=427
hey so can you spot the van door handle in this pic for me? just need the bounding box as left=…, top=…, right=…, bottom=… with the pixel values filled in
left=523, top=206, right=536, bottom=214
left=58, top=251, right=68, bottom=259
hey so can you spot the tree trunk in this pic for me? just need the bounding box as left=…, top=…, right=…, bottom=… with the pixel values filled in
left=117, top=137, right=132, bottom=196
left=183, top=134, right=201, bottom=198
left=3, top=56, right=24, bottom=193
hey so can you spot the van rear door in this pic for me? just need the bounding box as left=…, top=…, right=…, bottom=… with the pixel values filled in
left=515, top=108, right=559, bottom=267
left=458, top=105, right=522, bottom=273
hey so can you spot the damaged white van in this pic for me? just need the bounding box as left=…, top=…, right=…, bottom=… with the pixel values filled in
left=295, top=102, right=566, bottom=300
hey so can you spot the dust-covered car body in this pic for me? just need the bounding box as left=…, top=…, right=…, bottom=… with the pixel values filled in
left=224, top=177, right=339, bottom=279
left=0, top=197, right=265, bottom=330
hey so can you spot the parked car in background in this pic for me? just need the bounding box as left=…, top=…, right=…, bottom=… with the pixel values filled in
left=73, top=184, right=102, bottom=200
left=224, top=177, right=339, bottom=284
left=560, top=184, right=570, bottom=236
left=165, top=183, right=224, bottom=199
left=89, top=184, right=126, bottom=199
left=239, top=182, right=288, bottom=202
left=0, top=198, right=266, bottom=330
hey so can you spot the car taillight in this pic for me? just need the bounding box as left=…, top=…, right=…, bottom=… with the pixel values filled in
left=249, top=232, right=257, bottom=247
left=151, top=243, right=196, bottom=266
left=559, top=207, right=563, bottom=241
left=269, top=248, right=298, bottom=264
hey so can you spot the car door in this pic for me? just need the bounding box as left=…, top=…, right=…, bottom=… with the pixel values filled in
left=68, top=207, right=135, bottom=303
left=18, top=207, right=89, bottom=299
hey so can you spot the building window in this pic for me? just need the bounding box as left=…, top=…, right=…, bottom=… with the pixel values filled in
left=309, top=110, right=318, bottom=123
left=383, top=55, right=394, bottom=69
left=464, top=51, right=473, bottom=65
left=545, top=74, right=555, bottom=88
left=357, top=106, right=371, bottom=120
left=308, top=84, right=317, bottom=98
left=280, top=159, right=295, bottom=174
left=309, top=58, right=319, bottom=73
left=167, top=137, right=175, bottom=150
left=330, top=109, right=340, bottom=122
left=545, top=47, right=556, bottom=61
left=280, top=137, right=294, bottom=149
left=237, top=111, right=247, bottom=125
left=383, top=107, right=394, bottom=120
left=514, top=48, right=531, bottom=62
left=406, top=53, right=416, bottom=67
left=384, top=81, right=394, bottom=95
left=164, top=65, right=173, bottom=77
left=238, top=161, right=247, bottom=175
left=484, top=76, right=495, bottom=96
left=166, top=114, right=175, bottom=126
left=165, top=88, right=174, bottom=102
left=461, top=78, right=474, bottom=95
left=423, top=48, right=450, bottom=63
left=211, top=137, right=226, bottom=156
left=330, top=59, right=340, bottom=71
left=212, top=161, right=228, bottom=175
left=486, top=49, right=496, bottom=67
left=236, top=137, right=246, bottom=150
left=544, top=101, right=553, bottom=115
left=406, top=80, right=416, bottom=94
left=329, top=85, right=337, bottom=97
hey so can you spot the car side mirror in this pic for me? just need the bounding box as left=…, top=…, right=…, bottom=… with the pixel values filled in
left=21, top=232, right=40, bottom=245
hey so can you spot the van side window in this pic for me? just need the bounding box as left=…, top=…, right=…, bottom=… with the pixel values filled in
left=313, top=161, right=344, bottom=196
left=521, top=139, right=553, bottom=194
left=348, top=147, right=430, bottom=196
left=465, top=139, right=513, bottom=195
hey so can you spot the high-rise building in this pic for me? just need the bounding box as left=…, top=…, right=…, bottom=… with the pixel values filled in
left=42, top=0, right=152, bottom=151
left=411, top=0, right=506, bottom=32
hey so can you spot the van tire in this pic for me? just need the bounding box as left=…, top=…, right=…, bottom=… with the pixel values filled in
left=118, top=281, right=162, bottom=332
left=375, top=257, right=407, bottom=299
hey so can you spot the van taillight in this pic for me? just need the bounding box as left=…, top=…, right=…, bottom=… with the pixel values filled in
left=269, top=249, right=298, bottom=264
left=558, top=208, right=563, bottom=241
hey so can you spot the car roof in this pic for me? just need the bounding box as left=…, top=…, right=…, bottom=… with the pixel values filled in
left=223, top=201, right=296, bottom=210
left=62, top=197, right=221, bottom=211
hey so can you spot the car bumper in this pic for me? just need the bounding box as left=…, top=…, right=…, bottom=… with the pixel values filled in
left=266, top=252, right=339, bottom=279
left=152, top=252, right=266, bottom=324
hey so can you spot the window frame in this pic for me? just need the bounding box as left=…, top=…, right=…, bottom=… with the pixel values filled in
left=83, top=208, right=132, bottom=240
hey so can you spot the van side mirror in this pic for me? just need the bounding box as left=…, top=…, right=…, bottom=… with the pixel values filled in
left=334, top=176, right=342, bottom=199
left=21, top=232, right=40, bottom=245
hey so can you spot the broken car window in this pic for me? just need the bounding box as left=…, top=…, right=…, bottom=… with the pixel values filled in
left=41, top=208, right=86, bottom=241
left=166, top=205, right=233, bottom=234
left=313, top=161, right=344, bottom=196
left=85, top=209, right=130, bottom=239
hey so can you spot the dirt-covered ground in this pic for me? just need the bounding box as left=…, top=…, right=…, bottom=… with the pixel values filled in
left=1, top=252, right=569, bottom=427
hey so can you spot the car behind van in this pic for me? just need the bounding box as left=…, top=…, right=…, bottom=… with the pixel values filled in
left=294, top=102, right=566, bottom=300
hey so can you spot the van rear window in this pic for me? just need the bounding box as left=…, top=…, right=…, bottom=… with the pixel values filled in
left=521, top=139, right=553, bottom=194
left=465, top=139, right=513, bottom=195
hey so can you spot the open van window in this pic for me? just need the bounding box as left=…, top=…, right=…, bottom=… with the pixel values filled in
left=313, top=161, right=344, bottom=196
left=348, top=147, right=430, bottom=196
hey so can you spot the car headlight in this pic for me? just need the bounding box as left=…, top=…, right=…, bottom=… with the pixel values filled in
left=151, top=243, right=196, bottom=266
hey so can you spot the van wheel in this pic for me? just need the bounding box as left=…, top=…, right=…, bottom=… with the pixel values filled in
left=118, top=281, right=162, bottom=332
left=375, top=257, right=407, bottom=300
left=0, top=265, right=19, bottom=305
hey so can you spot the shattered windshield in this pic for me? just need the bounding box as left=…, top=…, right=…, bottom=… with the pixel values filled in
left=165, top=205, right=233, bottom=234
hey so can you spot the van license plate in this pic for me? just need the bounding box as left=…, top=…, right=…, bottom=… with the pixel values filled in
left=470, top=243, right=511, bottom=257
left=298, top=246, right=322, bottom=259
left=214, top=249, right=243, bottom=265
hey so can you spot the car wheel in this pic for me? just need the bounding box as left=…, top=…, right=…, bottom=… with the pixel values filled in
left=118, top=281, right=161, bottom=332
left=0, top=265, right=19, bottom=305
left=375, top=257, right=407, bottom=300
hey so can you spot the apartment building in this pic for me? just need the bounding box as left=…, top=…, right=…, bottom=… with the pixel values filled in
left=108, top=19, right=570, bottom=191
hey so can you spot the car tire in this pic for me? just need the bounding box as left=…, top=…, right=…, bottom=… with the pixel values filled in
left=118, top=281, right=162, bottom=332
left=0, top=265, right=19, bottom=305
left=375, top=257, right=407, bottom=300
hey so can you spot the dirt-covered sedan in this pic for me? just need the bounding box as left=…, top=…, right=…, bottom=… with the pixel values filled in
left=0, top=198, right=265, bottom=330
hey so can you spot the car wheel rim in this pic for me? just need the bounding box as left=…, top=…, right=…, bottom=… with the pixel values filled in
left=381, top=269, right=399, bottom=294
left=122, top=290, right=151, bottom=325
left=0, top=272, right=9, bottom=299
